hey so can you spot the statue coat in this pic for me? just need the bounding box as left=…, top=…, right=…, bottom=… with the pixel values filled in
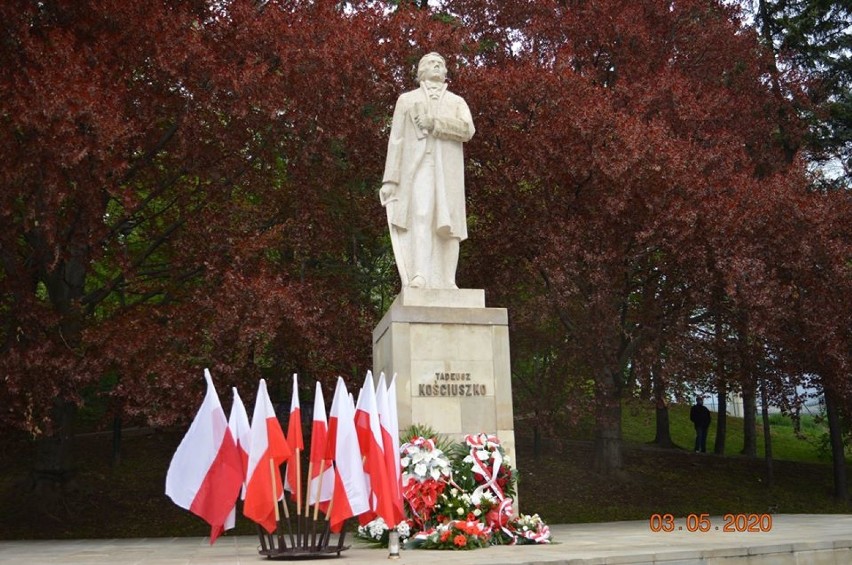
left=382, top=82, right=475, bottom=242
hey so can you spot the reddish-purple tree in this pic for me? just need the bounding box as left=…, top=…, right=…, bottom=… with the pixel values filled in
left=450, top=0, right=811, bottom=473
left=0, top=0, right=460, bottom=485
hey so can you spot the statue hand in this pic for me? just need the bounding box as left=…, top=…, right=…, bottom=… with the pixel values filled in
left=414, top=114, right=434, bottom=132
left=380, top=182, right=396, bottom=205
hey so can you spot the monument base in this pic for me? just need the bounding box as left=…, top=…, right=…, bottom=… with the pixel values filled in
left=372, top=288, right=515, bottom=459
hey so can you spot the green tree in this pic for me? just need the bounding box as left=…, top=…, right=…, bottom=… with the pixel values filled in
left=751, top=0, right=852, bottom=185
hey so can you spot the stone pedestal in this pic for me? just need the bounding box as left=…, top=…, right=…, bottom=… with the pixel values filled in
left=372, top=288, right=515, bottom=458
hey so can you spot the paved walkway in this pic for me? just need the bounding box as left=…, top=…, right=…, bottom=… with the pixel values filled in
left=0, top=514, right=850, bottom=564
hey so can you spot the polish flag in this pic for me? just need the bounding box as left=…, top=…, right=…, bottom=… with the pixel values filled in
left=324, top=390, right=339, bottom=463
left=223, top=387, right=252, bottom=531
left=376, top=373, right=404, bottom=525
left=353, top=384, right=374, bottom=524
left=165, top=369, right=242, bottom=544
left=243, top=379, right=293, bottom=533
left=387, top=375, right=405, bottom=526
left=387, top=374, right=402, bottom=495
left=354, top=371, right=395, bottom=526
left=353, top=385, right=371, bottom=460
left=229, top=387, right=252, bottom=495
left=283, top=374, right=304, bottom=510
left=328, top=377, right=370, bottom=532
left=307, top=381, right=334, bottom=510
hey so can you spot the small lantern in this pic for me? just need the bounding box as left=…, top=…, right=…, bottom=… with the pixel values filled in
left=388, top=529, right=401, bottom=559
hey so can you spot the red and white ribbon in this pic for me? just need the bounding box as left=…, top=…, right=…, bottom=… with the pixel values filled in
left=465, top=433, right=505, bottom=501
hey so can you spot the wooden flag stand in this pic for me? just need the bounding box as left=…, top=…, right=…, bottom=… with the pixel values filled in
left=256, top=458, right=349, bottom=560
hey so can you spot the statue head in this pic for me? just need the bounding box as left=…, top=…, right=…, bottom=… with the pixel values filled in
left=417, top=52, right=447, bottom=83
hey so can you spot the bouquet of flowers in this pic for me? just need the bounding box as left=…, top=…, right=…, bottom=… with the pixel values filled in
left=455, top=433, right=516, bottom=502
left=400, top=436, right=452, bottom=526
left=511, top=513, right=552, bottom=545
left=395, top=428, right=551, bottom=550
left=400, top=436, right=452, bottom=483
left=409, top=519, right=490, bottom=550
left=433, top=487, right=476, bottom=522
left=355, top=517, right=412, bottom=547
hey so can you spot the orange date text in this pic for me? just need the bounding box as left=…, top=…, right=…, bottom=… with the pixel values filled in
left=649, top=513, right=773, bottom=533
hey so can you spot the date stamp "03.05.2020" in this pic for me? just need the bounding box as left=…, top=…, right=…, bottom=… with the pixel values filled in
left=649, top=513, right=773, bottom=533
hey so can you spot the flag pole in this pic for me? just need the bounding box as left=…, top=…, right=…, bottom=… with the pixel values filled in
left=293, top=448, right=302, bottom=547
left=311, top=460, right=324, bottom=520
left=309, top=460, right=324, bottom=549
left=270, top=458, right=280, bottom=523
left=319, top=475, right=336, bottom=549
left=303, top=461, right=314, bottom=518
left=295, top=448, right=302, bottom=515
left=271, top=458, right=296, bottom=548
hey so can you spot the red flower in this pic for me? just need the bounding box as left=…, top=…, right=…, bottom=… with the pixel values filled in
left=453, top=534, right=467, bottom=547
left=467, top=512, right=476, bottom=522
left=440, top=530, right=451, bottom=542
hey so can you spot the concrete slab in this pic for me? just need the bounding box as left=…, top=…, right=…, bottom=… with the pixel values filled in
left=0, top=514, right=849, bottom=564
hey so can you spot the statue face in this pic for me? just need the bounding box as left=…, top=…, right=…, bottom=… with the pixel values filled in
left=418, top=54, right=447, bottom=83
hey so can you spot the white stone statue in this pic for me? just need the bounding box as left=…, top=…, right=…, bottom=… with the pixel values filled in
left=380, top=52, right=475, bottom=290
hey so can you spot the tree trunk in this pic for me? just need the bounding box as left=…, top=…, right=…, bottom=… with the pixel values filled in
left=112, top=415, right=122, bottom=467
left=532, top=424, right=541, bottom=460
left=653, top=404, right=675, bottom=447
left=741, top=380, right=757, bottom=457
left=714, top=381, right=727, bottom=454
left=34, top=250, right=86, bottom=491
left=760, top=378, right=773, bottom=487
left=652, top=365, right=676, bottom=448
left=595, top=375, right=623, bottom=475
left=824, top=388, right=849, bottom=501
left=33, top=399, right=77, bottom=492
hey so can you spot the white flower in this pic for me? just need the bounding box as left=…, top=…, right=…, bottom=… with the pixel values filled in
left=456, top=507, right=465, bottom=516
left=450, top=488, right=458, bottom=497
left=400, top=456, right=410, bottom=467
left=414, top=463, right=427, bottom=477
left=365, top=517, right=388, bottom=540
left=476, top=450, right=490, bottom=460
left=473, top=508, right=482, bottom=517
left=429, top=467, right=441, bottom=480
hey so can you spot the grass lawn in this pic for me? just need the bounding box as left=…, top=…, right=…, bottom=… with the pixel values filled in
left=0, top=400, right=849, bottom=540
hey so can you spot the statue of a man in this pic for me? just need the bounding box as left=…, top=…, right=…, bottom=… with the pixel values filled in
left=380, top=52, right=475, bottom=289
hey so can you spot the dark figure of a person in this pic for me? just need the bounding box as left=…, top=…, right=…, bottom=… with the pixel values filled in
left=690, top=397, right=711, bottom=453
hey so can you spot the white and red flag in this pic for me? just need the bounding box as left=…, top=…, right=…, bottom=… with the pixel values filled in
left=328, top=376, right=370, bottom=532
left=283, top=374, right=304, bottom=509
left=387, top=373, right=402, bottom=494
left=223, top=386, right=252, bottom=531
left=376, top=372, right=404, bottom=525
left=229, top=387, right=252, bottom=495
left=353, top=371, right=395, bottom=526
left=243, top=379, right=293, bottom=533
left=307, top=381, right=334, bottom=511
left=165, top=369, right=242, bottom=544
left=324, top=385, right=339, bottom=463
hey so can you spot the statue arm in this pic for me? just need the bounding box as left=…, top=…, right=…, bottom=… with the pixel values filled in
left=382, top=96, right=408, bottom=186
left=431, top=98, right=475, bottom=142
left=380, top=181, right=397, bottom=205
